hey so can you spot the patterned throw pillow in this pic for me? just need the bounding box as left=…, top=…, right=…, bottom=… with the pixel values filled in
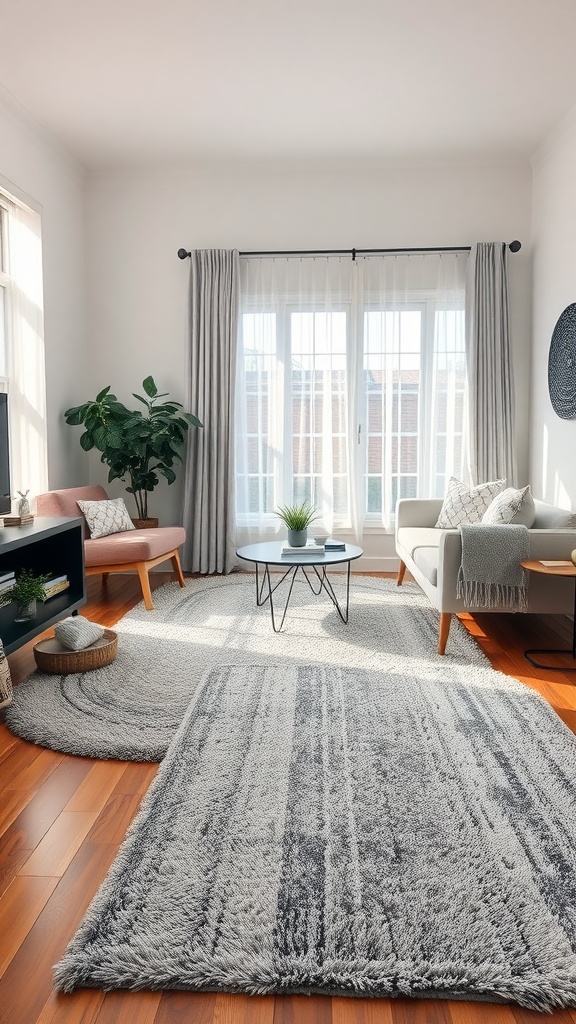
left=54, top=615, right=106, bottom=651
left=435, top=477, right=505, bottom=528
left=482, top=485, right=536, bottom=526
left=77, top=498, right=136, bottom=539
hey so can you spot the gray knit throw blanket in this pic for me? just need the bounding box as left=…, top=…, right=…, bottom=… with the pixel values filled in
left=457, top=523, right=529, bottom=611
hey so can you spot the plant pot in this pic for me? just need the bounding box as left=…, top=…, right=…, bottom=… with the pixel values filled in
left=14, top=598, right=37, bottom=622
left=287, top=528, right=307, bottom=547
left=132, top=518, right=159, bottom=530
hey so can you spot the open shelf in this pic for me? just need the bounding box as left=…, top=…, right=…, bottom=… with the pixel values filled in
left=0, top=517, right=87, bottom=655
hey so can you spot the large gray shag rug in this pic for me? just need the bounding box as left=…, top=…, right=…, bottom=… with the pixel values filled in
left=6, top=575, right=487, bottom=761
left=54, top=662, right=576, bottom=1009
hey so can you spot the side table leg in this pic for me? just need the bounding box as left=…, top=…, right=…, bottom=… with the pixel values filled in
left=524, top=576, right=576, bottom=671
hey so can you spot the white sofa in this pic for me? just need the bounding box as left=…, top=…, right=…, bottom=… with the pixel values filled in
left=395, top=498, right=576, bottom=654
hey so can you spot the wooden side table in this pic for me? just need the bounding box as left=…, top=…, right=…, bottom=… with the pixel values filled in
left=521, top=559, right=576, bottom=670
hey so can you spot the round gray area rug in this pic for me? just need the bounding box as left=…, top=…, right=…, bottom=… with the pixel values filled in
left=5, top=574, right=487, bottom=761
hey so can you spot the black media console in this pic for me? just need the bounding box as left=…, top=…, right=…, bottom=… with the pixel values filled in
left=0, top=517, right=87, bottom=654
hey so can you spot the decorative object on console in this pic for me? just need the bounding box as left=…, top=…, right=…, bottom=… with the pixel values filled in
left=481, top=484, right=536, bottom=526
left=435, top=476, right=505, bottom=528
left=64, top=376, right=203, bottom=520
left=77, top=497, right=135, bottom=539
left=548, top=302, right=576, bottom=419
left=16, top=489, right=31, bottom=517
left=275, top=501, right=319, bottom=547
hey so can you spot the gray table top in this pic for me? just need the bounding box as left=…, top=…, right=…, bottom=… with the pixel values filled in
left=236, top=541, right=364, bottom=567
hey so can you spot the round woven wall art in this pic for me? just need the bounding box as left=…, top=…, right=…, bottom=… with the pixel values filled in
left=548, top=302, right=576, bottom=419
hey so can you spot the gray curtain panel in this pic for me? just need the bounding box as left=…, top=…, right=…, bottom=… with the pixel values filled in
left=182, top=249, right=240, bottom=574
left=466, top=242, right=517, bottom=486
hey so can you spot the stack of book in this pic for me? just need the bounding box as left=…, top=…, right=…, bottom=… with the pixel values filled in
left=324, top=540, right=346, bottom=551
left=0, top=570, right=15, bottom=597
left=3, top=513, right=35, bottom=527
left=281, top=540, right=326, bottom=556
left=41, top=574, right=70, bottom=602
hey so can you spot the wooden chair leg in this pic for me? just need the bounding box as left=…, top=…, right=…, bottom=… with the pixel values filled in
left=102, top=572, right=109, bottom=586
left=171, top=549, right=185, bottom=588
left=438, top=612, right=452, bottom=655
left=136, top=563, right=154, bottom=611
left=397, top=559, right=406, bottom=586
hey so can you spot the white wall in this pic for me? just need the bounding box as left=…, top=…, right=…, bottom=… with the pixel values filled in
left=0, top=90, right=87, bottom=492
left=531, top=111, right=576, bottom=509
left=85, top=159, right=532, bottom=564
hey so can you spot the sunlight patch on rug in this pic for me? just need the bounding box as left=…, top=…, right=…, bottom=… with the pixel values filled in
left=7, top=575, right=487, bottom=760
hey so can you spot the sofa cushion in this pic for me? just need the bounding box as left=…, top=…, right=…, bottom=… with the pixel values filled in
left=397, top=526, right=442, bottom=585
left=435, top=477, right=505, bottom=528
left=84, top=526, right=186, bottom=567
left=482, top=485, right=536, bottom=526
left=412, top=546, right=440, bottom=587
left=77, top=497, right=135, bottom=539
left=532, top=500, right=576, bottom=529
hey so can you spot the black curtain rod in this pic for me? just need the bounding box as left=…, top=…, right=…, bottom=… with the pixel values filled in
left=177, top=241, right=521, bottom=261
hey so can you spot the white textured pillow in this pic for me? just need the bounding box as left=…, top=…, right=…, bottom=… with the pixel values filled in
left=482, top=485, right=536, bottom=527
left=435, top=477, right=505, bottom=528
left=54, top=615, right=105, bottom=651
left=77, top=497, right=136, bottom=539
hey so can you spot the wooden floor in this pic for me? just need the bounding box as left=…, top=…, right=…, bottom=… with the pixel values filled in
left=1, top=572, right=576, bottom=1024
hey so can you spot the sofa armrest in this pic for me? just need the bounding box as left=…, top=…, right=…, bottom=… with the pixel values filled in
left=396, top=499, right=444, bottom=530
left=528, top=530, right=576, bottom=559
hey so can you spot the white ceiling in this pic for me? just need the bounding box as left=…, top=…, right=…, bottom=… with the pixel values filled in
left=0, top=0, right=575, bottom=170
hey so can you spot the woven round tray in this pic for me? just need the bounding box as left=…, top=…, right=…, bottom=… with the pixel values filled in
left=33, top=629, right=118, bottom=674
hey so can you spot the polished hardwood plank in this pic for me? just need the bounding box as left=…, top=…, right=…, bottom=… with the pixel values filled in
left=0, top=571, right=575, bottom=1024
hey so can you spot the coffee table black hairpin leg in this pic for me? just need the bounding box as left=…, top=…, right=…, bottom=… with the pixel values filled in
left=253, top=560, right=299, bottom=633
left=311, top=560, right=352, bottom=624
left=524, top=575, right=576, bottom=671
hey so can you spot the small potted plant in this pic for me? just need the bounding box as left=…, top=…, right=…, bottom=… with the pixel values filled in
left=0, top=569, right=51, bottom=622
left=275, top=502, right=319, bottom=547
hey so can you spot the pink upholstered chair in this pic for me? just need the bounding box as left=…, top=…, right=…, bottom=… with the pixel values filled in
left=36, top=486, right=186, bottom=611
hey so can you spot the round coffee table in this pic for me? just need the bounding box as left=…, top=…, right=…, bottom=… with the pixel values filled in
left=236, top=541, right=363, bottom=632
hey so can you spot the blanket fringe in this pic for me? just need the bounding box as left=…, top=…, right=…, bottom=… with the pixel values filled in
left=456, top=577, right=528, bottom=613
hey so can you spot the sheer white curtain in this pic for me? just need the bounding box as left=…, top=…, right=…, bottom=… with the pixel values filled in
left=6, top=201, right=48, bottom=502
left=235, top=251, right=468, bottom=543
left=358, top=252, right=469, bottom=528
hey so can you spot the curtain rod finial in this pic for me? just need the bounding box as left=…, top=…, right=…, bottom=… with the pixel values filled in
left=508, top=240, right=521, bottom=253
left=177, top=248, right=191, bottom=260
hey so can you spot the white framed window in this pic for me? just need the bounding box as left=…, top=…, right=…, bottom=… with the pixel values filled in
left=235, top=252, right=467, bottom=540
left=0, top=188, right=48, bottom=500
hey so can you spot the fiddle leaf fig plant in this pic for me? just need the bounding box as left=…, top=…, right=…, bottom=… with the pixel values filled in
left=64, top=376, right=202, bottom=520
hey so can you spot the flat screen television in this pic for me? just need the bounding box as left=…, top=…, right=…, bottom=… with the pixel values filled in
left=0, top=393, right=11, bottom=515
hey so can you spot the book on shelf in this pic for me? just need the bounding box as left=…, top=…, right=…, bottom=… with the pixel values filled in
left=44, top=574, right=68, bottom=588
left=281, top=539, right=326, bottom=556
left=40, top=579, right=70, bottom=602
